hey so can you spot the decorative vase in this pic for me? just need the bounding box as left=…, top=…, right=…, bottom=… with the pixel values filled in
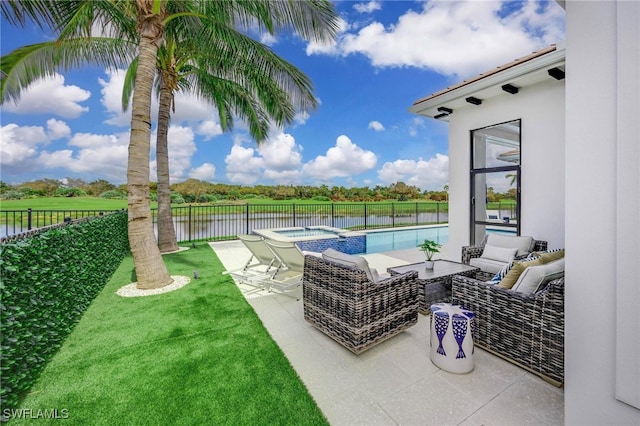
left=425, top=260, right=435, bottom=270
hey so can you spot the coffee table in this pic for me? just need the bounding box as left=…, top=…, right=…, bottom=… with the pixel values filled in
left=387, top=260, right=479, bottom=314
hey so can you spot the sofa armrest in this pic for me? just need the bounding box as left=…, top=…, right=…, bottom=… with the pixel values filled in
left=451, top=274, right=564, bottom=384
left=461, top=245, right=484, bottom=264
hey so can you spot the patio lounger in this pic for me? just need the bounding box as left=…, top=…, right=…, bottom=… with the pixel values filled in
left=223, top=234, right=281, bottom=289
left=263, top=239, right=306, bottom=299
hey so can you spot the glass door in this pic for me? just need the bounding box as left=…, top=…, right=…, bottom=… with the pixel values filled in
left=470, top=120, right=521, bottom=244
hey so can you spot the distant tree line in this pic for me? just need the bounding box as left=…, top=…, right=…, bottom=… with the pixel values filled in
left=0, top=178, right=510, bottom=203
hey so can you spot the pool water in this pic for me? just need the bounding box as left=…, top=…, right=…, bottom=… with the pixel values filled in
left=364, top=226, right=448, bottom=254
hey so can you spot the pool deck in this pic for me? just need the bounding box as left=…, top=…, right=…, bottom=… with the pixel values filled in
left=210, top=240, right=564, bottom=426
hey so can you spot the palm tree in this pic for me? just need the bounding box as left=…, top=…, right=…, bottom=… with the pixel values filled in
left=2, top=0, right=339, bottom=289
left=123, top=25, right=324, bottom=253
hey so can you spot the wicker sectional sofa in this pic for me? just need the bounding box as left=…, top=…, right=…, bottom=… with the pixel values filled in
left=302, top=254, right=420, bottom=354
left=461, top=237, right=548, bottom=281
left=451, top=274, right=564, bottom=385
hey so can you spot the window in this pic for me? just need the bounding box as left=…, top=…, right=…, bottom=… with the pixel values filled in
left=470, top=119, right=521, bottom=244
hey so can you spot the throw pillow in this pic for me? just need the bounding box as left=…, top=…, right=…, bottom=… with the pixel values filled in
left=497, top=257, right=544, bottom=289
left=480, top=244, right=518, bottom=263
left=322, top=248, right=378, bottom=282
left=485, top=234, right=535, bottom=257
left=535, top=249, right=565, bottom=264
left=511, top=258, right=565, bottom=294
left=490, top=250, right=541, bottom=282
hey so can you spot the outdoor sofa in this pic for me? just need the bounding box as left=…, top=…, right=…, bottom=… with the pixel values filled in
left=302, top=251, right=420, bottom=354
left=461, top=234, right=548, bottom=280
left=451, top=273, right=564, bottom=385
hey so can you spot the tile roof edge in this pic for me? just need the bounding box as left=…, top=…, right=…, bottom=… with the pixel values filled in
left=413, top=44, right=558, bottom=106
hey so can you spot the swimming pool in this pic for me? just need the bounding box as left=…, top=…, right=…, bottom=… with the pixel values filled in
left=363, top=226, right=448, bottom=254
left=253, top=224, right=514, bottom=254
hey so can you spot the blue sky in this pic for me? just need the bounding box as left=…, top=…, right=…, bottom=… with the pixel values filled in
left=0, top=1, right=565, bottom=191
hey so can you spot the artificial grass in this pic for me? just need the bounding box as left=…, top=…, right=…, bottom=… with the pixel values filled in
left=11, top=243, right=328, bottom=425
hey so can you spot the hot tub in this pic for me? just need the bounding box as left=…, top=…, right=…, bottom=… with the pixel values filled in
left=253, top=226, right=365, bottom=254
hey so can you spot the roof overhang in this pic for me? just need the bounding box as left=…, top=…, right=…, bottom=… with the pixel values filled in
left=409, top=44, right=566, bottom=121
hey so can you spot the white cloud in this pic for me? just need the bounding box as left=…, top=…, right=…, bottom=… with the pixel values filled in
left=196, top=120, right=223, bottom=140
left=354, top=1, right=382, bottom=14
left=149, top=125, right=197, bottom=183
left=305, top=17, right=349, bottom=56
left=46, top=119, right=72, bottom=140
left=257, top=133, right=303, bottom=170
left=39, top=131, right=130, bottom=180
left=316, top=1, right=565, bottom=78
left=294, top=110, right=311, bottom=126
left=1, top=74, right=90, bottom=118
left=99, top=69, right=134, bottom=126
left=189, top=163, right=216, bottom=181
left=368, top=120, right=385, bottom=131
left=224, top=143, right=265, bottom=185
left=0, top=123, right=47, bottom=168
left=223, top=131, right=304, bottom=184
left=303, top=135, right=377, bottom=179
left=408, top=117, right=426, bottom=137
left=99, top=69, right=225, bottom=131
left=68, top=133, right=119, bottom=148
left=1, top=120, right=141, bottom=184
left=377, top=154, right=449, bottom=191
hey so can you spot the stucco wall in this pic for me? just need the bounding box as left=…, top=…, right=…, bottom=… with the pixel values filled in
left=443, top=77, right=565, bottom=261
left=565, top=1, right=640, bottom=424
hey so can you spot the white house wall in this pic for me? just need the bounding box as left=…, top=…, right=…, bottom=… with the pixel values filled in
left=565, top=1, right=640, bottom=423
left=444, top=77, right=565, bottom=260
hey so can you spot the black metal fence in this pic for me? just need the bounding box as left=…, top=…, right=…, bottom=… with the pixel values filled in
left=2, top=202, right=450, bottom=242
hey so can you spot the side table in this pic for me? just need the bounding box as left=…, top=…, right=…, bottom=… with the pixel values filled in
left=430, top=303, right=475, bottom=374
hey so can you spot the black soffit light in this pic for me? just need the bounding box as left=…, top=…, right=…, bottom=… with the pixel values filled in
left=437, top=106, right=453, bottom=114
left=465, top=96, right=482, bottom=105
left=548, top=67, right=565, bottom=80
left=434, top=113, right=449, bottom=120
left=502, top=84, right=519, bottom=94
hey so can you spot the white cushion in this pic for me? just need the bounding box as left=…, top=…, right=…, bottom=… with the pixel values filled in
left=480, top=244, right=518, bottom=263
left=469, top=257, right=507, bottom=274
left=485, top=234, right=535, bottom=257
left=512, top=258, right=565, bottom=294
left=322, top=248, right=380, bottom=283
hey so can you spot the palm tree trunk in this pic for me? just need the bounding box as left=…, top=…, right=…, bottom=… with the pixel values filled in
left=128, top=0, right=172, bottom=289
left=156, top=83, right=179, bottom=253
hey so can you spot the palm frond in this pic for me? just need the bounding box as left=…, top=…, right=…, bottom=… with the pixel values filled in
left=1, top=38, right=137, bottom=104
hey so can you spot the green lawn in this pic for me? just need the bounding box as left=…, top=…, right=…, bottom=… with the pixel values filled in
left=0, top=197, right=131, bottom=211
left=11, top=243, right=327, bottom=425
left=0, top=196, right=447, bottom=211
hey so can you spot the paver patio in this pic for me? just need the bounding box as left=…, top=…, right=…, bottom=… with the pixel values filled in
left=210, top=240, right=564, bottom=426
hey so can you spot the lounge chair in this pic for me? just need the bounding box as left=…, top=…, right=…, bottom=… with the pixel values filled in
left=263, top=239, right=306, bottom=299
left=302, top=253, right=420, bottom=354
left=223, top=234, right=281, bottom=289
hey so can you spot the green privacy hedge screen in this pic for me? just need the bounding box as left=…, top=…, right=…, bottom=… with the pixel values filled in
left=0, top=211, right=130, bottom=411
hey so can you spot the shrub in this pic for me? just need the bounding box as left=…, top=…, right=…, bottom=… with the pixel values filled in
left=100, top=190, right=127, bottom=199
left=0, top=212, right=129, bottom=410
left=198, top=194, right=217, bottom=203
left=312, top=196, right=331, bottom=202
left=170, top=193, right=185, bottom=204
left=0, top=190, right=25, bottom=200
left=54, top=187, right=87, bottom=197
